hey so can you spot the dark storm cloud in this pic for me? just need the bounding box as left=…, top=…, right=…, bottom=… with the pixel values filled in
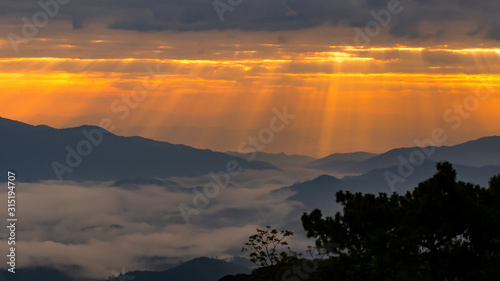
left=70, top=13, right=84, bottom=29
left=2, top=0, right=500, bottom=40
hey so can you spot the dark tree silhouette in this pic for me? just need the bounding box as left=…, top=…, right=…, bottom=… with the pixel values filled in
left=241, top=226, right=299, bottom=281
left=301, top=162, right=500, bottom=281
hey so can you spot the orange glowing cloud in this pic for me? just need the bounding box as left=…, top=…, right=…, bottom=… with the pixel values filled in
left=1, top=45, right=500, bottom=156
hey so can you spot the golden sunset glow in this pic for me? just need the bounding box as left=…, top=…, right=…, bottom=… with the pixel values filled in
left=1, top=42, right=500, bottom=157
left=3, top=2, right=500, bottom=278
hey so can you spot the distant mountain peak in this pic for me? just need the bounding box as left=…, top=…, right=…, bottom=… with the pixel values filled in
left=0, top=117, right=276, bottom=181
left=0, top=116, right=32, bottom=126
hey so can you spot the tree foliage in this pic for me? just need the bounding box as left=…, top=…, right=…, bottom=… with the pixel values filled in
left=224, top=163, right=500, bottom=281
left=301, top=162, right=500, bottom=281
left=241, top=226, right=299, bottom=281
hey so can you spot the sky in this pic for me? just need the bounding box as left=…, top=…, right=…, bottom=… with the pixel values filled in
left=2, top=1, right=500, bottom=279
left=1, top=0, right=500, bottom=157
